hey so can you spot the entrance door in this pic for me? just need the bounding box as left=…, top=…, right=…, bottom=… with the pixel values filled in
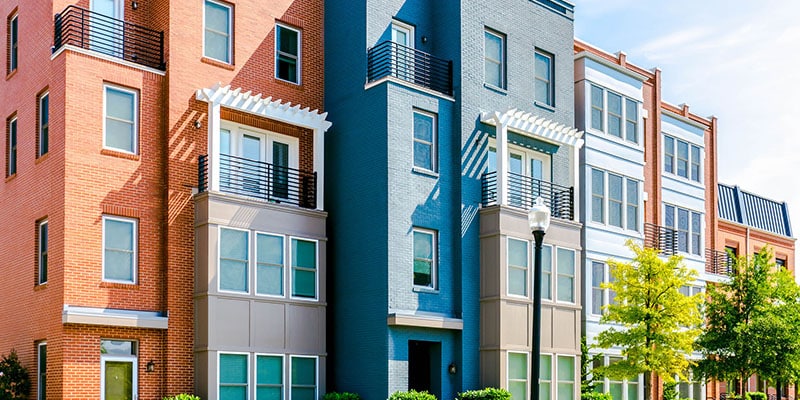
left=90, top=0, right=123, bottom=57
left=508, top=151, right=525, bottom=206
left=391, top=22, right=414, bottom=81
left=241, top=134, right=264, bottom=196
left=408, top=341, right=441, bottom=399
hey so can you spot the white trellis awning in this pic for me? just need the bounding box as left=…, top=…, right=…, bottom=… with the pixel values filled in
left=481, top=108, right=584, bottom=149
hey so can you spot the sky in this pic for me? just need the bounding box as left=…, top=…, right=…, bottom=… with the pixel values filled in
left=573, top=0, right=800, bottom=247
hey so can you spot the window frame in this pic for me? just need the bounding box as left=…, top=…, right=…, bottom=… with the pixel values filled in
left=218, top=226, right=250, bottom=294
left=589, top=261, right=616, bottom=316
left=556, top=355, right=576, bottom=400
left=100, top=340, right=138, bottom=400
left=412, top=109, right=437, bottom=173
left=38, top=91, right=49, bottom=157
left=541, top=244, right=552, bottom=301
left=534, top=49, right=554, bottom=107
left=255, top=353, right=284, bottom=400
left=588, top=85, right=640, bottom=144
left=101, top=215, right=138, bottom=284
left=590, top=84, right=604, bottom=132
left=38, top=219, right=48, bottom=285
left=590, top=168, right=640, bottom=232
left=412, top=228, right=438, bottom=290
left=7, top=114, right=17, bottom=177
left=289, top=355, right=318, bottom=400
left=663, top=204, right=702, bottom=256
left=507, top=237, right=529, bottom=298
left=7, top=11, right=18, bottom=74
left=483, top=28, right=506, bottom=89
left=289, top=236, right=319, bottom=301
left=275, top=23, right=301, bottom=85
left=203, top=0, right=233, bottom=64
left=37, top=342, right=46, bottom=400
left=663, top=134, right=702, bottom=183
left=540, top=354, right=552, bottom=400
left=555, top=247, right=576, bottom=304
left=218, top=352, right=249, bottom=400
left=606, top=91, right=623, bottom=138
left=507, top=351, right=529, bottom=400
left=102, top=84, right=139, bottom=155
left=255, top=231, right=285, bottom=298
left=593, top=354, right=643, bottom=400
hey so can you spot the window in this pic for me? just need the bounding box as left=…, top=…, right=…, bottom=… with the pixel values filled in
left=664, top=204, right=702, bottom=256
left=508, top=352, right=528, bottom=400
left=290, top=356, right=317, bottom=400
left=541, top=245, right=552, bottom=300
left=256, top=233, right=284, bottom=296
left=557, top=356, right=575, bottom=400
left=204, top=0, right=232, bottom=63
left=38, top=92, right=49, bottom=157
left=591, top=169, right=604, bottom=223
left=219, top=353, right=248, bottom=400
left=625, top=99, right=638, bottom=143
left=413, top=110, right=436, bottom=172
left=38, top=220, right=48, bottom=285
left=776, top=257, right=787, bottom=270
left=535, top=50, right=554, bottom=106
left=508, top=238, right=528, bottom=297
left=556, top=248, right=575, bottom=303
left=589, top=85, right=639, bottom=144
left=413, top=228, right=436, bottom=289
left=276, top=24, right=301, bottom=84
left=100, top=340, right=137, bottom=400
left=540, top=354, right=551, bottom=400
left=591, top=262, right=617, bottom=316
left=104, top=85, right=138, bottom=154
left=590, top=85, right=604, bottom=131
left=676, top=370, right=704, bottom=400
left=7, top=12, right=17, bottom=74
left=591, top=168, right=640, bottom=231
left=7, top=115, right=16, bottom=176
left=256, top=355, right=283, bottom=400
left=626, top=181, right=639, bottom=231
left=608, top=173, right=623, bottom=228
left=37, top=342, right=46, bottom=400
left=484, top=29, right=505, bottom=88
left=102, top=216, right=137, bottom=283
left=663, top=134, right=701, bottom=182
left=291, top=238, right=317, bottom=299
left=219, top=227, right=248, bottom=292
left=593, top=355, right=641, bottom=400
left=607, top=92, right=622, bottom=138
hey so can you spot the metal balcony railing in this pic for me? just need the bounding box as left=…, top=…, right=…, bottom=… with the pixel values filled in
left=54, top=5, right=165, bottom=70
left=644, top=223, right=678, bottom=256
left=367, top=40, right=453, bottom=96
left=198, top=154, right=317, bottom=209
left=480, top=171, right=574, bottom=220
left=706, top=248, right=735, bottom=275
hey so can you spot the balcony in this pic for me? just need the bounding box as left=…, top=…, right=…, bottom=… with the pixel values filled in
left=198, top=154, right=317, bottom=209
left=54, top=5, right=165, bottom=70
left=481, top=171, right=574, bottom=220
left=706, top=248, right=734, bottom=275
left=367, top=40, right=453, bottom=96
left=643, top=223, right=678, bottom=256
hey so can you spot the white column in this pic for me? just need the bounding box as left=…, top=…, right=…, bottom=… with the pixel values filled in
left=207, top=101, right=221, bottom=192
left=497, top=121, right=509, bottom=206
left=571, top=144, right=581, bottom=222
left=313, top=128, right=324, bottom=210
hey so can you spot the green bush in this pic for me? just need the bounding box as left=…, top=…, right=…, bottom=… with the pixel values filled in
left=388, top=389, right=437, bottom=400
left=581, top=392, right=613, bottom=400
left=162, top=394, right=201, bottom=400
left=662, top=381, right=678, bottom=400
left=457, top=387, right=511, bottom=400
left=324, top=392, right=362, bottom=400
left=0, top=350, right=30, bottom=400
left=724, top=395, right=743, bottom=400
left=745, top=393, right=767, bottom=400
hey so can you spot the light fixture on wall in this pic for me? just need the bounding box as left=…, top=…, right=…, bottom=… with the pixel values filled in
left=448, top=363, right=457, bottom=375
left=146, top=360, right=155, bottom=372
left=132, top=0, right=139, bottom=10
left=194, top=120, right=202, bottom=129
left=421, top=36, right=428, bottom=44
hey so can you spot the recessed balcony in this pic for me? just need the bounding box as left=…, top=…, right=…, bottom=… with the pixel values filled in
left=367, top=40, right=453, bottom=96
left=481, top=171, right=574, bottom=221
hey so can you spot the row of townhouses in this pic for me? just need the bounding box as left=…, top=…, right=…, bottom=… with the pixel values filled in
left=0, top=0, right=794, bottom=400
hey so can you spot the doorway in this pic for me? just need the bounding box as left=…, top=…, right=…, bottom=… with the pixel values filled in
left=408, top=340, right=441, bottom=398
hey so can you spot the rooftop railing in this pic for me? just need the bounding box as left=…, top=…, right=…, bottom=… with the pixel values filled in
left=367, top=40, right=452, bottom=96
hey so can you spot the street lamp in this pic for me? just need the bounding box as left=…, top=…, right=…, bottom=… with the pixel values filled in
left=528, top=197, right=551, bottom=400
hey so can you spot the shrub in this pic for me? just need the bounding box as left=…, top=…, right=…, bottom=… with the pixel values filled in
left=388, top=389, right=437, bottom=400
left=745, top=393, right=767, bottom=400
left=662, top=381, right=678, bottom=400
left=324, top=392, right=362, bottom=400
left=0, top=350, right=30, bottom=400
left=724, top=395, right=743, bottom=400
left=582, top=392, right=613, bottom=400
left=162, top=394, right=201, bottom=400
left=457, top=388, right=511, bottom=400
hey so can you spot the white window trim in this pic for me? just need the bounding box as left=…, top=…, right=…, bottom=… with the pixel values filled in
left=484, top=28, right=506, bottom=89
left=554, top=354, right=577, bottom=400
left=289, top=355, right=318, bottom=400
left=391, top=20, right=415, bottom=49
left=488, top=139, right=553, bottom=182
left=541, top=244, right=553, bottom=301
left=663, top=203, right=703, bottom=257
left=275, top=23, right=302, bottom=85
left=589, top=261, right=618, bottom=317
left=218, top=352, right=250, bottom=400
left=102, top=84, right=139, bottom=154
left=534, top=49, right=554, bottom=107
left=412, top=109, right=438, bottom=173
left=254, top=353, right=285, bottom=400
left=587, top=84, right=642, bottom=147
left=7, top=116, right=17, bottom=176
left=662, top=134, right=703, bottom=184
left=38, top=91, right=49, bottom=157
left=254, top=231, right=286, bottom=298
left=506, top=236, right=529, bottom=298
left=100, top=347, right=138, bottom=400
left=8, top=12, right=18, bottom=73
left=412, top=228, right=438, bottom=291
left=203, top=0, right=233, bottom=64
left=594, top=354, right=644, bottom=400
left=507, top=351, right=529, bottom=399
left=218, top=226, right=251, bottom=294
left=101, top=215, right=138, bottom=284
left=554, top=247, right=576, bottom=305
left=38, top=219, right=48, bottom=285
left=289, top=236, right=319, bottom=301
left=37, top=342, right=46, bottom=400
left=589, top=168, right=641, bottom=233
left=220, top=121, right=300, bottom=170
left=675, top=369, right=705, bottom=400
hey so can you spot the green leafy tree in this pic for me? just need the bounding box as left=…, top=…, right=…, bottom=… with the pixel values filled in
left=0, top=349, right=30, bottom=400
left=696, top=248, right=800, bottom=395
left=580, top=337, right=605, bottom=397
left=594, top=241, right=703, bottom=400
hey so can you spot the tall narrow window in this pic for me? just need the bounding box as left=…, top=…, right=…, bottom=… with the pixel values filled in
left=539, top=354, right=551, bottom=400
left=507, top=238, right=528, bottom=297
left=691, top=212, right=701, bottom=256
left=256, top=233, right=284, bottom=296
left=557, top=356, right=575, bottom=400
left=7, top=12, right=17, bottom=74
left=677, top=208, right=689, bottom=253
left=276, top=24, right=301, bottom=84
left=625, top=98, right=638, bottom=143
left=556, top=248, right=575, bottom=303
left=676, top=140, right=689, bottom=179
left=591, top=169, right=605, bottom=223
left=104, top=85, right=138, bottom=154
left=626, top=180, right=639, bottom=231
left=664, top=135, right=674, bottom=174
left=38, top=220, right=48, bottom=285
left=535, top=50, right=554, bottom=106
left=290, top=356, right=317, bottom=400
left=256, top=355, right=283, bottom=400
left=591, top=262, right=604, bottom=315
left=590, top=85, right=604, bottom=131
left=100, top=340, right=137, bottom=400
left=412, top=229, right=436, bottom=289
left=541, top=245, right=552, bottom=300
left=38, top=92, right=49, bottom=157
left=37, top=342, right=46, bottom=400
left=291, top=238, right=317, bottom=298
left=484, top=29, right=505, bottom=88
left=608, top=173, right=623, bottom=228
left=7, top=115, right=16, bottom=176
left=607, top=92, right=622, bottom=138
left=102, top=216, right=137, bottom=283
left=508, top=353, right=528, bottom=400
left=204, top=0, right=232, bottom=63
left=665, top=205, right=702, bottom=256
left=219, top=353, right=248, bottom=400
left=219, top=227, right=248, bottom=292
left=690, top=145, right=701, bottom=182
left=412, top=111, right=436, bottom=172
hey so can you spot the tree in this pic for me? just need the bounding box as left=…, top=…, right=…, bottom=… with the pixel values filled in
left=696, top=248, right=800, bottom=395
left=594, top=241, right=703, bottom=400
left=0, top=349, right=30, bottom=400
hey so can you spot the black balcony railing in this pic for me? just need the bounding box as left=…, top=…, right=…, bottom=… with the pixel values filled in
left=198, top=154, right=317, bottom=209
left=480, top=171, right=574, bottom=220
left=54, top=5, right=165, bottom=70
left=644, top=223, right=678, bottom=255
left=367, top=40, right=453, bottom=96
left=706, top=248, right=735, bottom=275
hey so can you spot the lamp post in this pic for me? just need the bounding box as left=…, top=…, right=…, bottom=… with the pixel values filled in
left=528, top=197, right=551, bottom=400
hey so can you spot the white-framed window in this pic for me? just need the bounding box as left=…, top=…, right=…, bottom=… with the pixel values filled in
left=556, top=355, right=575, bottom=400
left=535, top=49, right=554, bottom=106
left=219, top=352, right=249, bottom=400
left=484, top=28, right=505, bottom=89
left=593, top=355, right=641, bottom=400
left=102, top=216, right=137, bottom=284
left=256, top=232, right=284, bottom=297
left=219, top=227, right=249, bottom=293
left=38, top=219, right=48, bottom=285
left=290, top=356, right=317, bottom=400
left=100, top=340, right=137, bottom=400
left=256, top=354, right=283, bottom=400
left=663, top=135, right=701, bottom=182
left=664, top=204, right=702, bottom=256
left=589, top=85, right=640, bottom=144
left=38, top=91, right=49, bottom=157
left=412, top=110, right=437, bottom=172
left=507, top=237, right=529, bottom=297
left=590, top=261, right=616, bottom=316
left=7, top=12, right=18, bottom=74
left=7, top=115, right=16, bottom=176
left=676, top=370, right=705, bottom=400
left=276, top=24, right=301, bottom=84
left=541, top=245, right=552, bottom=300
left=508, top=352, right=528, bottom=400
left=488, top=142, right=553, bottom=209
left=37, top=342, right=46, bottom=400
left=204, top=0, right=233, bottom=63
left=540, top=354, right=551, bottom=400
left=391, top=20, right=415, bottom=82
left=590, top=168, right=640, bottom=232
left=103, top=85, right=138, bottom=154
left=290, top=237, right=318, bottom=299
left=541, top=244, right=576, bottom=303
left=413, top=228, right=437, bottom=289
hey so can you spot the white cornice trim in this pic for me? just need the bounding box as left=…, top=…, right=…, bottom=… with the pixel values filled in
left=62, top=305, right=168, bottom=329
left=574, top=51, right=649, bottom=82
left=481, top=108, right=584, bottom=149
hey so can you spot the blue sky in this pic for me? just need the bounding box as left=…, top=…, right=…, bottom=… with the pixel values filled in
left=574, top=0, right=800, bottom=246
